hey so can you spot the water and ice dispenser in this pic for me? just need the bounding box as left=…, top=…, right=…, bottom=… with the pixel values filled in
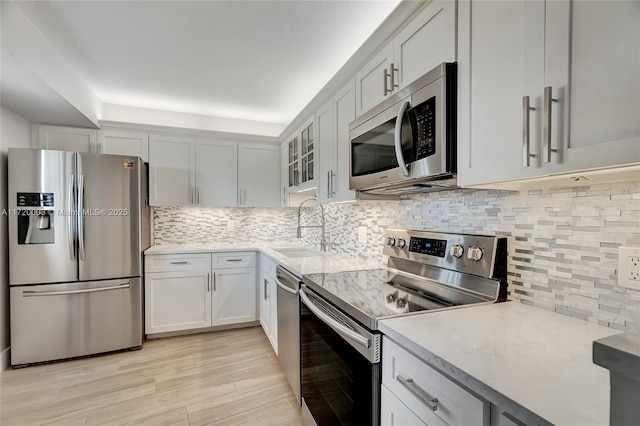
left=16, top=192, right=55, bottom=244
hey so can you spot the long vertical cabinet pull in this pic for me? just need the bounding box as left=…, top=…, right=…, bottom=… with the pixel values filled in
left=543, top=86, right=558, bottom=163
left=383, top=67, right=390, bottom=95
left=264, top=279, right=268, bottom=300
left=207, top=273, right=211, bottom=292
left=389, top=63, right=399, bottom=92
left=330, top=171, right=336, bottom=197
left=522, top=96, right=536, bottom=167
left=213, top=272, right=216, bottom=291
left=327, top=171, right=331, bottom=199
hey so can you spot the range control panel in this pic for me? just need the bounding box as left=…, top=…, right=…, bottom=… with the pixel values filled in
left=408, top=236, right=447, bottom=257
left=383, top=229, right=505, bottom=278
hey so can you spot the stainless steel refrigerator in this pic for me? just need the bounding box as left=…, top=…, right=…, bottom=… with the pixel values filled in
left=8, top=148, right=150, bottom=367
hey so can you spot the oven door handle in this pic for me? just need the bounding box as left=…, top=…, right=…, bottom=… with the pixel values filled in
left=394, top=101, right=411, bottom=177
left=299, top=288, right=371, bottom=349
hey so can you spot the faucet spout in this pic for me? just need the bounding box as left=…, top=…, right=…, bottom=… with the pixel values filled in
left=296, top=196, right=328, bottom=251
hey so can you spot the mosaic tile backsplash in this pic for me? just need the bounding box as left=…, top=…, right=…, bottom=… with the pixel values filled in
left=154, top=180, right=640, bottom=331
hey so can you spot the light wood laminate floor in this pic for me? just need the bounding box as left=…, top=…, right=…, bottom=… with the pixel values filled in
left=0, top=326, right=301, bottom=426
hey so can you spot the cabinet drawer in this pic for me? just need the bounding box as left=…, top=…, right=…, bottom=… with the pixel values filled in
left=212, top=252, right=256, bottom=269
left=381, top=384, right=426, bottom=426
left=145, top=253, right=211, bottom=273
left=382, top=337, right=488, bottom=426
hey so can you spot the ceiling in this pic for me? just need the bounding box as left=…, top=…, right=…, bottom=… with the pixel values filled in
left=13, top=0, right=401, bottom=134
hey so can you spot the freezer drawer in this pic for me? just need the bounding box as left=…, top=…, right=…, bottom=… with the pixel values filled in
left=10, top=278, right=142, bottom=366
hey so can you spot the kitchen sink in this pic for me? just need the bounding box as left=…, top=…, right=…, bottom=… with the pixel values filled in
left=274, top=248, right=327, bottom=258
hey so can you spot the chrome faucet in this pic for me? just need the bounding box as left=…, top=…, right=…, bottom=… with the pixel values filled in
left=296, top=196, right=328, bottom=251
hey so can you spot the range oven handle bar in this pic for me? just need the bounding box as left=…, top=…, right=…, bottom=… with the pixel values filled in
left=394, top=101, right=411, bottom=177
left=299, top=287, right=371, bottom=349
left=23, top=283, right=130, bottom=297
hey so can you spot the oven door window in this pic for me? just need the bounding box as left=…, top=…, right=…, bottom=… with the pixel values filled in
left=301, top=303, right=381, bottom=426
left=351, top=112, right=412, bottom=177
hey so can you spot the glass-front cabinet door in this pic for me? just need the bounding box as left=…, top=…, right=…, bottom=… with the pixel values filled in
left=288, top=136, right=299, bottom=187
left=301, top=122, right=314, bottom=184
left=285, top=118, right=315, bottom=190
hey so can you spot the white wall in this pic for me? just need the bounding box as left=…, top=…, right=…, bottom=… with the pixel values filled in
left=0, top=107, right=32, bottom=372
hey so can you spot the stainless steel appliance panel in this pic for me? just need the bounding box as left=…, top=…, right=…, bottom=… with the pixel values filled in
left=77, top=153, right=141, bottom=281
left=10, top=278, right=142, bottom=366
left=276, top=266, right=301, bottom=403
left=8, top=149, right=77, bottom=285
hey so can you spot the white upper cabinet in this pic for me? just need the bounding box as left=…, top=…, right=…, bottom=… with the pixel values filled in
left=393, top=0, right=457, bottom=89
left=238, top=143, right=281, bottom=207
left=98, top=130, right=149, bottom=161
left=285, top=117, right=316, bottom=192
left=355, top=0, right=456, bottom=117
left=195, top=139, right=238, bottom=207
left=149, top=134, right=280, bottom=207
left=316, top=99, right=335, bottom=204
left=318, top=79, right=357, bottom=204
left=355, top=43, right=395, bottom=118
left=458, top=0, right=640, bottom=187
left=36, top=125, right=97, bottom=152
left=149, top=134, right=195, bottom=206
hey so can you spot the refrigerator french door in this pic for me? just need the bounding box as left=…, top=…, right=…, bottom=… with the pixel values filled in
left=8, top=148, right=149, bottom=367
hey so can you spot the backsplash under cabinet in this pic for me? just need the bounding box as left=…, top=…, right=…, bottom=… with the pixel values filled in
left=154, top=180, right=640, bottom=331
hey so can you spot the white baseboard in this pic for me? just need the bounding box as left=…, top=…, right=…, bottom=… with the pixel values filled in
left=1, top=346, right=10, bottom=373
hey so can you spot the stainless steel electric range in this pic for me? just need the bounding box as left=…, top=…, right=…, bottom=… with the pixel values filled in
left=300, top=229, right=508, bottom=426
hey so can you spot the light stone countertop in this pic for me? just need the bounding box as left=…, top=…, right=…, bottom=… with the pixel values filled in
left=145, top=242, right=382, bottom=277
left=378, top=302, right=621, bottom=426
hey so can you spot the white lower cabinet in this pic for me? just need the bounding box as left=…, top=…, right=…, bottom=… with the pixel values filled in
left=382, top=337, right=488, bottom=426
left=258, top=254, right=278, bottom=353
left=211, top=267, right=256, bottom=326
left=145, top=254, right=212, bottom=334
left=145, top=252, right=257, bottom=335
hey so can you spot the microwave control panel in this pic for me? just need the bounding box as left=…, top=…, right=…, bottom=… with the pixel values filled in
left=412, top=96, right=436, bottom=160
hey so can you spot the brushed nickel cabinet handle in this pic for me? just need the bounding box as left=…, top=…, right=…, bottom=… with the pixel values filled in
left=522, top=95, right=536, bottom=167
left=543, top=86, right=558, bottom=163
left=390, top=62, right=398, bottom=91
left=264, top=278, right=268, bottom=300
left=170, top=261, right=190, bottom=265
left=213, top=272, right=216, bottom=291
left=396, top=374, right=439, bottom=411
left=207, top=272, right=210, bottom=292
left=226, top=259, right=243, bottom=262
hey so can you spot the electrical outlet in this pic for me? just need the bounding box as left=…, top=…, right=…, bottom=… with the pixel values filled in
left=618, top=247, right=640, bottom=290
left=629, top=257, right=640, bottom=280
left=227, top=221, right=235, bottom=231
left=358, top=226, right=368, bottom=243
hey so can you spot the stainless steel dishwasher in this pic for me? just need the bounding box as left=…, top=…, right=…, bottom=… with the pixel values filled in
left=275, top=265, right=301, bottom=404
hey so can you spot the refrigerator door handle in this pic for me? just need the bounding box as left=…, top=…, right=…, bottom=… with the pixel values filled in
left=67, top=174, right=76, bottom=261
left=22, top=283, right=131, bottom=297
left=78, top=175, right=86, bottom=261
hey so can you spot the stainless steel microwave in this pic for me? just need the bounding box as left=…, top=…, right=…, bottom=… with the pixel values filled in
left=349, top=62, right=457, bottom=195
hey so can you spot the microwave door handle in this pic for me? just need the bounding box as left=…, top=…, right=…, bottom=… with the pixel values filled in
left=394, top=101, right=411, bottom=177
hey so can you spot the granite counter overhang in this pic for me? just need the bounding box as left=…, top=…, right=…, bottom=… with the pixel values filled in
left=378, top=302, right=621, bottom=426
left=145, top=242, right=382, bottom=277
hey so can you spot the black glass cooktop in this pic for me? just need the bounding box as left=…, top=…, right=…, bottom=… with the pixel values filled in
left=301, top=269, right=470, bottom=330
